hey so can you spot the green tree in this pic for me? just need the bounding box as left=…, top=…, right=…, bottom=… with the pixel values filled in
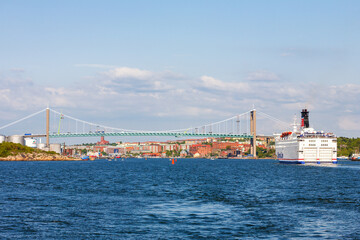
left=256, top=148, right=276, bottom=158
left=166, top=150, right=172, bottom=157
left=337, top=137, right=360, bottom=157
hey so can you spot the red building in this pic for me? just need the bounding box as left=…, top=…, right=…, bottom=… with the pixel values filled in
left=150, top=144, right=162, bottom=153
left=189, top=144, right=212, bottom=157
left=240, top=143, right=251, bottom=152
left=97, top=136, right=109, bottom=145
left=212, top=142, right=239, bottom=150
left=94, top=146, right=106, bottom=152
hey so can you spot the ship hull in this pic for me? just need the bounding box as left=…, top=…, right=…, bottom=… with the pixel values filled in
left=278, top=159, right=337, bottom=164
left=278, top=159, right=305, bottom=164
left=276, top=137, right=337, bottom=164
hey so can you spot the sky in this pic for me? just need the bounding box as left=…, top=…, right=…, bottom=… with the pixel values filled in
left=1, top=0, right=360, bottom=142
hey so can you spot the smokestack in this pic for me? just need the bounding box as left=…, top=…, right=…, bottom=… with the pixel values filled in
left=301, top=109, right=309, bottom=128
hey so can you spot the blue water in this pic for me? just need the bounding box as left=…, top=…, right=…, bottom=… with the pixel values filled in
left=1, top=159, right=360, bottom=239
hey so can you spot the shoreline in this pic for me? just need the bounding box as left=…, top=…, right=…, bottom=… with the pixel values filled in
left=0, top=159, right=82, bottom=161
left=0, top=153, right=81, bottom=161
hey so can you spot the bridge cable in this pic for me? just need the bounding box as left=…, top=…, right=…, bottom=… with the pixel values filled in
left=0, top=108, right=47, bottom=130
left=257, top=110, right=291, bottom=127
left=50, top=108, right=252, bottom=134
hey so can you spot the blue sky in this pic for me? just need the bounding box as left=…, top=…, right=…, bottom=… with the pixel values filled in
left=1, top=0, right=360, bottom=140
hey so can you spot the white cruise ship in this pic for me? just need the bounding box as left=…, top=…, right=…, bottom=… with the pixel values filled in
left=275, top=109, right=337, bottom=164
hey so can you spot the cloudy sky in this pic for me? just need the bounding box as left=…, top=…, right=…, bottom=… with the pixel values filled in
left=1, top=0, right=360, bottom=139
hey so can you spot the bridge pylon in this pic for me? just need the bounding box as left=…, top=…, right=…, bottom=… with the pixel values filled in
left=46, top=107, right=50, bottom=147
left=250, top=109, right=256, bottom=157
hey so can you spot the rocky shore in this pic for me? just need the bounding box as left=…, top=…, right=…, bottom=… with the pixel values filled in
left=0, top=152, right=81, bottom=161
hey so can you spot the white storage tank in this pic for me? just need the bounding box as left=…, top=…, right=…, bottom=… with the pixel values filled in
left=37, top=143, right=46, bottom=150
left=0, top=135, right=5, bottom=143
left=50, top=144, right=61, bottom=154
left=7, top=135, right=25, bottom=145
left=25, top=138, right=37, bottom=148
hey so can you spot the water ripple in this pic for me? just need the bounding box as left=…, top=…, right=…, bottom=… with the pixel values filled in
left=0, top=159, right=360, bottom=239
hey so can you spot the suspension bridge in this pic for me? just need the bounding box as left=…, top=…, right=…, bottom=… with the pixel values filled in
left=0, top=107, right=290, bottom=157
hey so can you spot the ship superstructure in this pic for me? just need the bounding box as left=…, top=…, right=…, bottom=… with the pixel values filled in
left=275, top=109, right=337, bottom=164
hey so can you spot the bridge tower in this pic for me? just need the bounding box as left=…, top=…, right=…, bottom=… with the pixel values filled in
left=46, top=107, right=50, bottom=147
left=250, top=109, right=256, bottom=157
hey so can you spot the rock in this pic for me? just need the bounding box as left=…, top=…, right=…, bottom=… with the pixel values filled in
left=0, top=152, right=81, bottom=161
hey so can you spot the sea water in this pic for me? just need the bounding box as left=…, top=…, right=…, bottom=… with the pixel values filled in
left=1, top=159, right=359, bottom=239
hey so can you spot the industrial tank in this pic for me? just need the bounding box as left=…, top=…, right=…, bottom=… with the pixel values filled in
left=37, top=143, right=46, bottom=150
left=0, top=135, right=5, bottom=143
left=25, top=138, right=37, bottom=148
left=7, top=135, right=25, bottom=145
left=50, top=144, right=61, bottom=154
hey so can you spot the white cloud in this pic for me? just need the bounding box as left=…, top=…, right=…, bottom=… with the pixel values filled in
left=246, top=71, right=280, bottom=81
left=98, top=67, right=183, bottom=94
left=329, top=84, right=360, bottom=96
left=0, top=89, right=11, bottom=102
left=106, top=67, right=154, bottom=80
left=200, top=75, right=224, bottom=88
left=338, top=116, right=360, bottom=131
left=200, top=75, right=249, bottom=92
left=156, top=106, right=226, bottom=118
left=1, top=67, right=360, bottom=137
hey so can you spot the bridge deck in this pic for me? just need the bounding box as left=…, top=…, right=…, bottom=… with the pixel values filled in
left=46, top=132, right=253, bottom=138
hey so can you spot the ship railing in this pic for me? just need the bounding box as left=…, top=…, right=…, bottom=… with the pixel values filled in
left=298, top=133, right=336, bottom=138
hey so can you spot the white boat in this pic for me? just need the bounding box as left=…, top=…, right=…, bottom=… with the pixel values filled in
left=275, top=109, right=337, bottom=164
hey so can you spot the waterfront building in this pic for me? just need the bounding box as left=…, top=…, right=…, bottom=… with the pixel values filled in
left=189, top=144, right=212, bottom=157
left=97, top=136, right=109, bottom=145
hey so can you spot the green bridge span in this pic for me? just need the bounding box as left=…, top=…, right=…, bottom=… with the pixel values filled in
left=48, top=132, right=253, bottom=138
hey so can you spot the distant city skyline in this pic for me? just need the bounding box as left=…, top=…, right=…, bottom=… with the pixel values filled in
left=1, top=0, right=359, bottom=139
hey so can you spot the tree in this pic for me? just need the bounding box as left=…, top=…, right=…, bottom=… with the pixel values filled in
left=256, top=148, right=276, bottom=158
left=166, top=150, right=172, bottom=157
left=210, top=152, right=219, bottom=157
left=337, top=137, right=360, bottom=157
